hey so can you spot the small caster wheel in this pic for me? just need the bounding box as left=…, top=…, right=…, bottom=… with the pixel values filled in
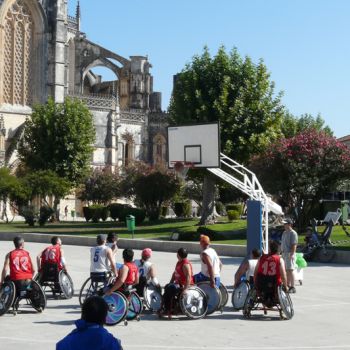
left=37, top=307, right=43, bottom=313
left=136, top=315, right=141, bottom=322
left=299, top=280, right=303, bottom=286
left=124, top=320, right=128, bottom=326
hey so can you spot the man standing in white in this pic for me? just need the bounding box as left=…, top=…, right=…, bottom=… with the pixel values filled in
left=90, top=234, right=117, bottom=277
left=194, top=235, right=222, bottom=288
left=281, top=218, right=298, bottom=293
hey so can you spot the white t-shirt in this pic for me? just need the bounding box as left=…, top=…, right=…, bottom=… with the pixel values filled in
left=135, top=259, right=153, bottom=280
left=201, top=247, right=221, bottom=278
left=246, top=259, right=258, bottom=279
left=90, top=245, right=110, bottom=273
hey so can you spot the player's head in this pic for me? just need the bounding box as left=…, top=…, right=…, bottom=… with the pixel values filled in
left=142, top=248, right=152, bottom=260
left=251, top=248, right=261, bottom=259
left=269, top=240, right=279, bottom=255
left=81, top=296, right=108, bottom=326
left=13, top=236, right=24, bottom=249
left=177, top=247, right=188, bottom=259
left=107, top=232, right=118, bottom=243
left=96, top=234, right=106, bottom=246
left=123, top=248, right=134, bottom=262
left=199, top=235, right=210, bottom=249
left=51, top=236, right=61, bottom=246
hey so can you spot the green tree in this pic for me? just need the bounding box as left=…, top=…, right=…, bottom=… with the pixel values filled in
left=281, top=113, right=333, bottom=138
left=18, top=98, right=96, bottom=185
left=250, top=130, right=350, bottom=230
left=78, top=168, right=121, bottom=205
left=169, top=46, right=285, bottom=224
left=0, top=167, right=29, bottom=223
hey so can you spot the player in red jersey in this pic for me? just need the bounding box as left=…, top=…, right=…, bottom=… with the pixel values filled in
left=1, top=236, right=35, bottom=294
left=105, top=249, right=139, bottom=295
left=37, top=236, right=67, bottom=273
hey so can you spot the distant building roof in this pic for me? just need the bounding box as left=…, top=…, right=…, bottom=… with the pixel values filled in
left=338, top=135, right=350, bottom=143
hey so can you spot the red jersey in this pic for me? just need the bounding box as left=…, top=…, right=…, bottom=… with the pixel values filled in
left=9, top=249, right=33, bottom=281
left=40, top=244, right=63, bottom=271
left=124, top=262, right=138, bottom=285
left=174, top=258, right=194, bottom=287
left=257, top=254, right=282, bottom=286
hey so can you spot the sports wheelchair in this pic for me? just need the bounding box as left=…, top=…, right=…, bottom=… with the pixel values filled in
left=197, top=281, right=228, bottom=314
left=0, top=278, right=46, bottom=316
left=159, top=284, right=208, bottom=320
left=35, top=263, right=74, bottom=299
left=232, top=280, right=250, bottom=311
left=243, top=276, right=294, bottom=320
left=103, top=286, right=143, bottom=326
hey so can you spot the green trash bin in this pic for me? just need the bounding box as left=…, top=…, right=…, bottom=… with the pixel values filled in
left=126, top=215, right=135, bottom=238
left=341, top=201, right=349, bottom=222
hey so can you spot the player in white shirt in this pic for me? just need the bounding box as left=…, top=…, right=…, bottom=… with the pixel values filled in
left=90, top=234, right=117, bottom=277
left=134, top=248, right=159, bottom=296
left=234, top=248, right=260, bottom=287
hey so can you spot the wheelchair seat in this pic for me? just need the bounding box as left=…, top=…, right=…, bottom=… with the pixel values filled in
left=255, top=274, right=279, bottom=308
left=41, top=263, right=59, bottom=282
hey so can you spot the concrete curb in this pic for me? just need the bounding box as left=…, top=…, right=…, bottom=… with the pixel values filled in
left=0, top=231, right=349, bottom=264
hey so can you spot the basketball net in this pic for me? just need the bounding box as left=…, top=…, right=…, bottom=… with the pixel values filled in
left=172, top=161, right=193, bottom=180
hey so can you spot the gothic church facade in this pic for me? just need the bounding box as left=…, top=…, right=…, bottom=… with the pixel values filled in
left=0, top=0, right=168, bottom=173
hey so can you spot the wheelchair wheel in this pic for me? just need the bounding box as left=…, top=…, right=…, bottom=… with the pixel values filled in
left=316, top=246, right=336, bottom=263
left=277, top=286, right=294, bottom=320
left=28, top=280, right=47, bottom=312
left=103, top=292, right=128, bottom=326
left=59, top=271, right=74, bottom=299
left=218, top=283, right=228, bottom=310
left=143, top=284, right=162, bottom=312
left=0, top=281, right=15, bottom=316
left=232, top=281, right=250, bottom=311
left=243, top=288, right=257, bottom=318
left=197, top=281, right=222, bottom=315
left=126, top=292, right=143, bottom=321
left=79, top=277, right=105, bottom=305
left=179, top=286, right=208, bottom=320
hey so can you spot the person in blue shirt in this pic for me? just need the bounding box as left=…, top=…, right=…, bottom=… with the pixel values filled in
left=56, top=296, right=122, bottom=350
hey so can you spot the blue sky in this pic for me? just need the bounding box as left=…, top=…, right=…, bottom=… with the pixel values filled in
left=69, top=0, right=350, bottom=137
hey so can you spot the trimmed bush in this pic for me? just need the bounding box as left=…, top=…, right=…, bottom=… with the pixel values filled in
left=90, top=204, right=104, bottom=223
left=174, top=201, right=192, bottom=218
left=227, top=210, right=240, bottom=221
left=109, top=203, right=127, bottom=221
left=161, top=206, right=169, bottom=217
left=119, top=207, right=146, bottom=225
left=20, top=205, right=36, bottom=227
left=101, top=206, right=110, bottom=222
left=83, top=206, right=93, bottom=222
left=39, top=206, right=54, bottom=226
left=226, top=203, right=243, bottom=214
left=215, top=201, right=225, bottom=215
left=178, top=226, right=220, bottom=241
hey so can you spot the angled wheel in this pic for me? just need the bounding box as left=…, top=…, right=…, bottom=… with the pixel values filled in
left=143, top=284, right=162, bottom=312
left=28, top=280, right=47, bottom=312
left=218, top=283, right=228, bottom=310
left=278, top=286, right=294, bottom=320
left=0, top=281, right=15, bottom=316
left=243, top=288, right=256, bottom=318
left=179, top=286, right=208, bottom=320
left=316, top=247, right=336, bottom=263
left=59, top=271, right=74, bottom=299
left=79, top=277, right=105, bottom=305
left=197, top=281, right=222, bottom=315
left=126, top=292, right=143, bottom=321
left=103, top=292, right=128, bottom=326
left=232, top=281, right=250, bottom=311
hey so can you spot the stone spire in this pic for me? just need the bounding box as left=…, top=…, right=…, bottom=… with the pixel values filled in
left=76, top=0, right=81, bottom=31
left=0, top=114, right=6, bottom=166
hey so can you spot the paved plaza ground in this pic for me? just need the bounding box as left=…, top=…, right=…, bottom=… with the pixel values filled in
left=0, top=241, right=350, bottom=350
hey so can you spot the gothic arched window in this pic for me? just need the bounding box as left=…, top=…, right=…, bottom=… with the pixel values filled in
left=2, top=0, right=34, bottom=106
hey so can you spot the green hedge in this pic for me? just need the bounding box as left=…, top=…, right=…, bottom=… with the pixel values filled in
left=174, top=201, right=192, bottom=218
left=83, top=205, right=109, bottom=222
left=178, top=226, right=221, bottom=241
left=226, top=203, right=243, bottom=213
left=118, top=207, right=146, bottom=225
left=109, top=203, right=128, bottom=221
left=39, top=206, right=54, bottom=226
left=227, top=210, right=240, bottom=221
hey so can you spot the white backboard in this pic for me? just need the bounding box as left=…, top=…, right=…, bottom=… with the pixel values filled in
left=167, top=122, right=220, bottom=168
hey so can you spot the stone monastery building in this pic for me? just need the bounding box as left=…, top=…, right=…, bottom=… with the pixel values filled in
left=0, top=0, right=168, bottom=173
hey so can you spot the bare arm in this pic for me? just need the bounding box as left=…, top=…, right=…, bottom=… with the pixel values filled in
left=36, top=251, right=43, bottom=271
left=29, top=255, right=35, bottom=276
left=60, top=248, right=67, bottom=270
left=253, top=258, right=260, bottom=285
left=1, top=254, right=10, bottom=284
left=234, top=260, right=249, bottom=287
left=280, top=258, right=288, bottom=289
left=182, top=264, right=192, bottom=289
left=107, top=265, right=129, bottom=294
left=290, top=244, right=297, bottom=255
left=202, top=253, right=215, bottom=288
left=107, top=248, right=117, bottom=277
